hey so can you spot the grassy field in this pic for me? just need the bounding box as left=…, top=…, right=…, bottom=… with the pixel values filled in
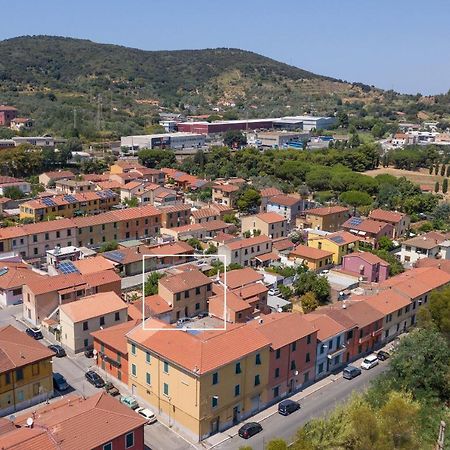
left=364, top=167, right=446, bottom=189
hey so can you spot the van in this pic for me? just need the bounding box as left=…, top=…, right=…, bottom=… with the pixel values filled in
left=343, top=365, right=362, bottom=380
left=278, top=399, right=300, bottom=416
left=361, top=354, right=379, bottom=370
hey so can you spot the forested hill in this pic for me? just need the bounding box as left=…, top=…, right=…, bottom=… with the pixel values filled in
left=0, top=35, right=396, bottom=139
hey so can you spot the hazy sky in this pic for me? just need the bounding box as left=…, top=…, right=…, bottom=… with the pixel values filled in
left=1, top=0, right=450, bottom=95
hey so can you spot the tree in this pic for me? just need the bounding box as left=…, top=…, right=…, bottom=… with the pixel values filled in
left=204, top=244, right=217, bottom=254
left=266, top=439, right=288, bottom=450
left=144, top=272, right=165, bottom=296
left=427, top=286, right=450, bottom=340
left=138, top=148, right=176, bottom=168
left=370, top=249, right=404, bottom=276
left=98, top=240, right=118, bottom=253
left=294, top=272, right=330, bottom=304
left=377, top=235, right=395, bottom=252
left=124, top=196, right=139, bottom=207
left=339, top=190, right=372, bottom=213
left=435, top=164, right=439, bottom=175
left=429, top=165, right=434, bottom=175
left=300, top=292, right=319, bottom=313
left=348, top=132, right=361, bottom=148
left=236, top=188, right=261, bottom=213
left=441, top=164, right=446, bottom=176
left=336, top=111, right=349, bottom=128
left=434, top=181, right=439, bottom=193
left=442, top=178, right=448, bottom=194
left=446, top=165, right=450, bottom=177
left=3, top=186, right=24, bottom=200
left=186, top=238, right=202, bottom=251
left=223, top=130, right=247, bottom=148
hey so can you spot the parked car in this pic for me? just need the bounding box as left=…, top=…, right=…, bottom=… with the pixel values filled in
left=268, top=287, right=281, bottom=296
left=120, top=395, right=139, bottom=410
left=136, top=407, right=157, bottom=424
left=25, top=327, right=43, bottom=340
left=343, top=365, right=362, bottom=380
left=361, top=354, right=379, bottom=370
left=48, top=344, right=66, bottom=358
left=377, top=350, right=390, bottom=361
left=104, top=381, right=120, bottom=397
left=238, top=422, right=263, bottom=439
left=197, top=312, right=209, bottom=319
left=176, top=317, right=192, bottom=328
left=84, top=346, right=94, bottom=358
left=278, top=399, right=300, bottom=416
left=53, top=373, right=69, bottom=391
left=85, top=370, right=105, bottom=388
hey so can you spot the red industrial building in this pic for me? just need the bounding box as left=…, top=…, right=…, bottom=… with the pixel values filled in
left=0, top=105, right=18, bottom=126
left=177, top=118, right=274, bottom=134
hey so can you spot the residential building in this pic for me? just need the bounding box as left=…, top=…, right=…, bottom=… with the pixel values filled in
left=368, top=209, right=410, bottom=238
left=59, top=292, right=127, bottom=353
left=218, top=235, right=273, bottom=266
left=212, top=183, right=239, bottom=207
left=288, top=244, right=333, bottom=271
left=208, top=289, right=255, bottom=323
left=203, top=220, right=232, bottom=238
left=22, top=269, right=121, bottom=326
left=0, top=392, right=146, bottom=450
left=259, top=187, right=283, bottom=213
left=0, top=176, right=31, bottom=196
left=302, top=205, right=350, bottom=232
left=160, top=204, right=191, bottom=228
left=241, top=212, right=287, bottom=239
left=127, top=319, right=271, bottom=441
left=341, top=217, right=394, bottom=248
left=303, top=314, right=349, bottom=379
left=191, top=208, right=220, bottom=224
left=267, top=194, right=303, bottom=226
left=38, top=170, right=75, bottom=187
left=55, top=179, right=95, bottom=194
left=341, top=251, right=389, bottom=282
left=19, top=190, right=119, bottom=221
left=0, top=325, right=53, bottom=416
left=0, top=105, right=18, bottom=126
left=398, top=231, right=450, bottom=265
left=10, top=117, right=33, bottom=131
left=161, top=223, right=206, bottom=241
left=308, top=230, right=359, bottom=264
left=92, top=319, right=141, bottom=385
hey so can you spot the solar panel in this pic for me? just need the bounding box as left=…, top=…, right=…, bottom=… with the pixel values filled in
left=0, top=267, right=9, bottom=277
left=105, top=250, right=125, bottom=262
left=42, top=197, right=57, bottom=207
left=349, top=217, right=363, bottom=225
left=58, top=261, right=79, bottom=274
left=330, top=236, right=344, bottom=244
left=64, top=195, right=77, bottom=203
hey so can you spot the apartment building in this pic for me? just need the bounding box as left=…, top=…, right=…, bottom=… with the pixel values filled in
left=259, top=187, right=283, bottom=213
left=241, top=212, right=287, bottom=239
left=55, top=179, right=95, bottom=194
left=342, top=251, right=389, bottom=282
left=0, top=176, right=31, bottom=196
left=19, top=189, right=119, bottom=221
left=267, top=194, right=303, bottom=225
left=308, top=230, right=360, bottom=264
left=127, top=319, right=271, bottom=441
left=160, top=204, right=192, bottom=228
left=398, top=231, right=450, bottom=265
left=191, top=208, right=220, bottom=224
left=341, top=217, right=394, bottom=248
left=59, top=292, right=127, bottom=353
left=368, top=209, right=410, bottom=238
left=288, top=244, right=333, bottom=271
left=303, top=205, right=350, bottom=232
left=0, top=325, right=54, bottom=416
left=38, top=170, right=75, bottom=187
left=212, top=183, right=239, bottom=207
left=218, top=235, right=273, bottom=266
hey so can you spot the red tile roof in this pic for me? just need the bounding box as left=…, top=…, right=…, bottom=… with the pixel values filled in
left=342, top=218, right=393, bottom=235
left=254, top=212, right=286, bottom=223
left=91, top=319, right=141, bottom=354
left=159, top=268, right=211, bottom=293
left=303, top=314, right=348, bottom=340
left=306, top=205, right=349, bottom=216
left=290, top=244, right=333, bottom=260
left=369, top=209, right=406, bottom=224
left=191, top=208, right=219, bottom=220
left=225, top=235, right=271, bottom=251
left=343, top=251, right=388, bottom=266
left=220, top=267, right=263, bottom=289
left=260, top=187, right=283, bottom=198
left=268, top=194, right=300, bottom=207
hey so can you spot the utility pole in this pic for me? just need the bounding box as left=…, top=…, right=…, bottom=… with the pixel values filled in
left=436, top=420, right=446, bottom=450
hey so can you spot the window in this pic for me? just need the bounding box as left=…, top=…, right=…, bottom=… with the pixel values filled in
left=32, top=363, right=39, bottom=376
left=305, top=352, right=310, bottom=363
left=212, top=372, right=219, bottom=385
left=320, top=344, right=325, bottom=354
left=184, top=290, right=190, bottom=299
left=5, top=372, right=11, bottom=384
left=16, top=368, right=24, bottom=381
left=176, top=293, right=181, bottom=301
left=84, top=338, right=89, bottom=348
left=103, top=441, right=112, bottom=450
left=234, top=384, right=240, bottom=396
left=131, top=364, right=137, bottom=377
left=115, top=311, right=120, bottom=321
left=254, top=375, right=260, bottom=386
left=83, top=321, right=89, bottom=331
left=163, top=361, right=169, bottom=373
left=131, top=343, right=136, bottom=356
left=146, top=352, right=151, bottom=363
left=255, top=353, right=261, bottom=365
left=275, top=367, right=280, bottom=378
left=163, top=382, right=169, bottom=396
left=359, top=329, right=364, bottom=339
left=125, top=431, right=134, bottom=449
left=328, top=340, right=333, bottom=350
left=195, top=302, right=200, bottom=310
left=212, top=396, right=218, bottom=408
left=318, top=363, right=324, bottom=374
left=336, top=336, right=341, bottom=348
left=290, top=360, right=296, bottom=370
left=56, top=231, right=60, bottom=238
left=347, top=330, right=353, bottom=340
left=303, top=371, right=309, bottom=383
left=196, top=287, right=201, bottom=295
left=275, top=348, right=281, bottom=359
left=99, top=316, right=105, bottom=326
left=291, top=341, right=297, bottom=352
left=146, top=372, right=151, bottom=385
left=235, top=362, right=241, bottom=374
left=307, top=334, right=311, bottom=345
left=17, top=390, right=24, bottom=402
left=273, top=386, right=280, bottom=398
left=207, top=284, right=211, bottom=292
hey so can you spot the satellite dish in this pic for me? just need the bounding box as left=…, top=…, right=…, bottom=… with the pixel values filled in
left=26, top=417, right=34, bottom=427
left=294, top=370, right=299, bottom=376
left=92, top=349, right=98, bottom=356
left=9, top=414, right=16, bottom=422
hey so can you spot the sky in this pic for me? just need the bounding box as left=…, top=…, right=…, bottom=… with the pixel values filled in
left=1, top=0, right=450, bottom=95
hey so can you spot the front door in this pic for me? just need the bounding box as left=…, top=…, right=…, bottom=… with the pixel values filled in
left=232, top=406, right=240, bottom=424
left=211, top=418, right=219, bottom=434
left=131, top=384, right=136, bottom=395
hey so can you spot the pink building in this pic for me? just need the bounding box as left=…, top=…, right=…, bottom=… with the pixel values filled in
left=342, top=251, right=389, bottom=282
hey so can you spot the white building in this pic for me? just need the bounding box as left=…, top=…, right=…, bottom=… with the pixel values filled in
left=398, top=232, right=450, bottom=266
left=121, top=132, right=205, bottom=151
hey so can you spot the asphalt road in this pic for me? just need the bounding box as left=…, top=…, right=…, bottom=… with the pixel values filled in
left=215, top=363, right=388, bottom=450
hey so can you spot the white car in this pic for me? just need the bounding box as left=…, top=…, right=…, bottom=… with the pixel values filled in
left=268, top=287, right=281, bottom=296
left=361, top=354, right=379, bottom=370
left=136, top=407, right=157, bottom=424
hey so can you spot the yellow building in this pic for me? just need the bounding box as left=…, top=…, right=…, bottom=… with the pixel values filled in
left=288, top=244, right=333, bottom=271
left=127, top=319, right=271, bottom=442
left=0, top=325, right=54, bottom=415
left=308, top=230, right=359, bottom=264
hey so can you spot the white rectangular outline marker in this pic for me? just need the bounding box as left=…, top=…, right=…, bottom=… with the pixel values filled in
left=141, top=253, right=227, bottom=331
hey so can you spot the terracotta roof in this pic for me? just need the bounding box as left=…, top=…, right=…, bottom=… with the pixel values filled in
left=325, top=231, right=360, bottom=245
left=159, top=203, right=191, bottom=214
left=248, top=313, right=316, bottom=350
left=290, top=244, right=333, bottom=260
left=402, top=231, right=448, bottom=250
left=225, top=235, right=271, bottom=251
left=213, top=183, right=239, bottom=193
left=369, top=209, right=406, bottom=224
left=268, top=194, right=300, bottom=207
left=83, top=173, right=109, bottom=182
left=0, top=262, right=45, bottom=290
left=260, top=187, right=283, bottom=198
left=342, top=251, right=388, bottom=266
left=312, top=308, right=357, bottom=331
left=415, top=258, right=450, bottom=274
left=164, top=223, right=204, bottom=233
left=21, top=218, right=76, bottom=235
left=210, top=203, right=234, bottom=213
left=113, top=160, right=145, bottom=170
left=96, top=181, right=122, bottom=190
left=142, top=294, right=172, bottom=315
left=342, top=218, right=393, bottom=235
left=254, top=212, right=286, bottom=223
left=41, top=170, right=75, bottom=180
left=303, top=314, right=348, bottom=341
left=202, top=219, right=231, bottom=232
left=159, top=268, right=211, bottom=293
left=191, top=208, right=219, bottom=220
left=72, top=256, right=117, bottom=274
left=324, top=300, right=385, bottom=328
left=213, top=232, right=237, bottom=244
left=209, top=290, right=252, bottom=314
left=60, top=292, right=126, bottom=323
left=128, top=319, right=271, bottom=374
left=232, top=282, right=268, bottom=300
left=121, top=181, right=144, bottom=190
left=147, top=240, right=194, bottom=256
left=9, top=392, right=146, bottom=450
left=91, top=320, right=141, bottom=355
left=306, top=205, right=349, bottom=216
left=0, top=325, right=54, bottom=372
left=220, top=267, right=264, bottom=289
left=255, top=251, right=280, bottom=262
left=272, top=238, right=295, bottom=252
left=81, top=269, right=121, bottom=287
left=362, top=291, right=411, bottom=315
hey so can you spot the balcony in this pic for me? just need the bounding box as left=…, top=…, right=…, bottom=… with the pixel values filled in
left=327, top=344, right=346, bottom=359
